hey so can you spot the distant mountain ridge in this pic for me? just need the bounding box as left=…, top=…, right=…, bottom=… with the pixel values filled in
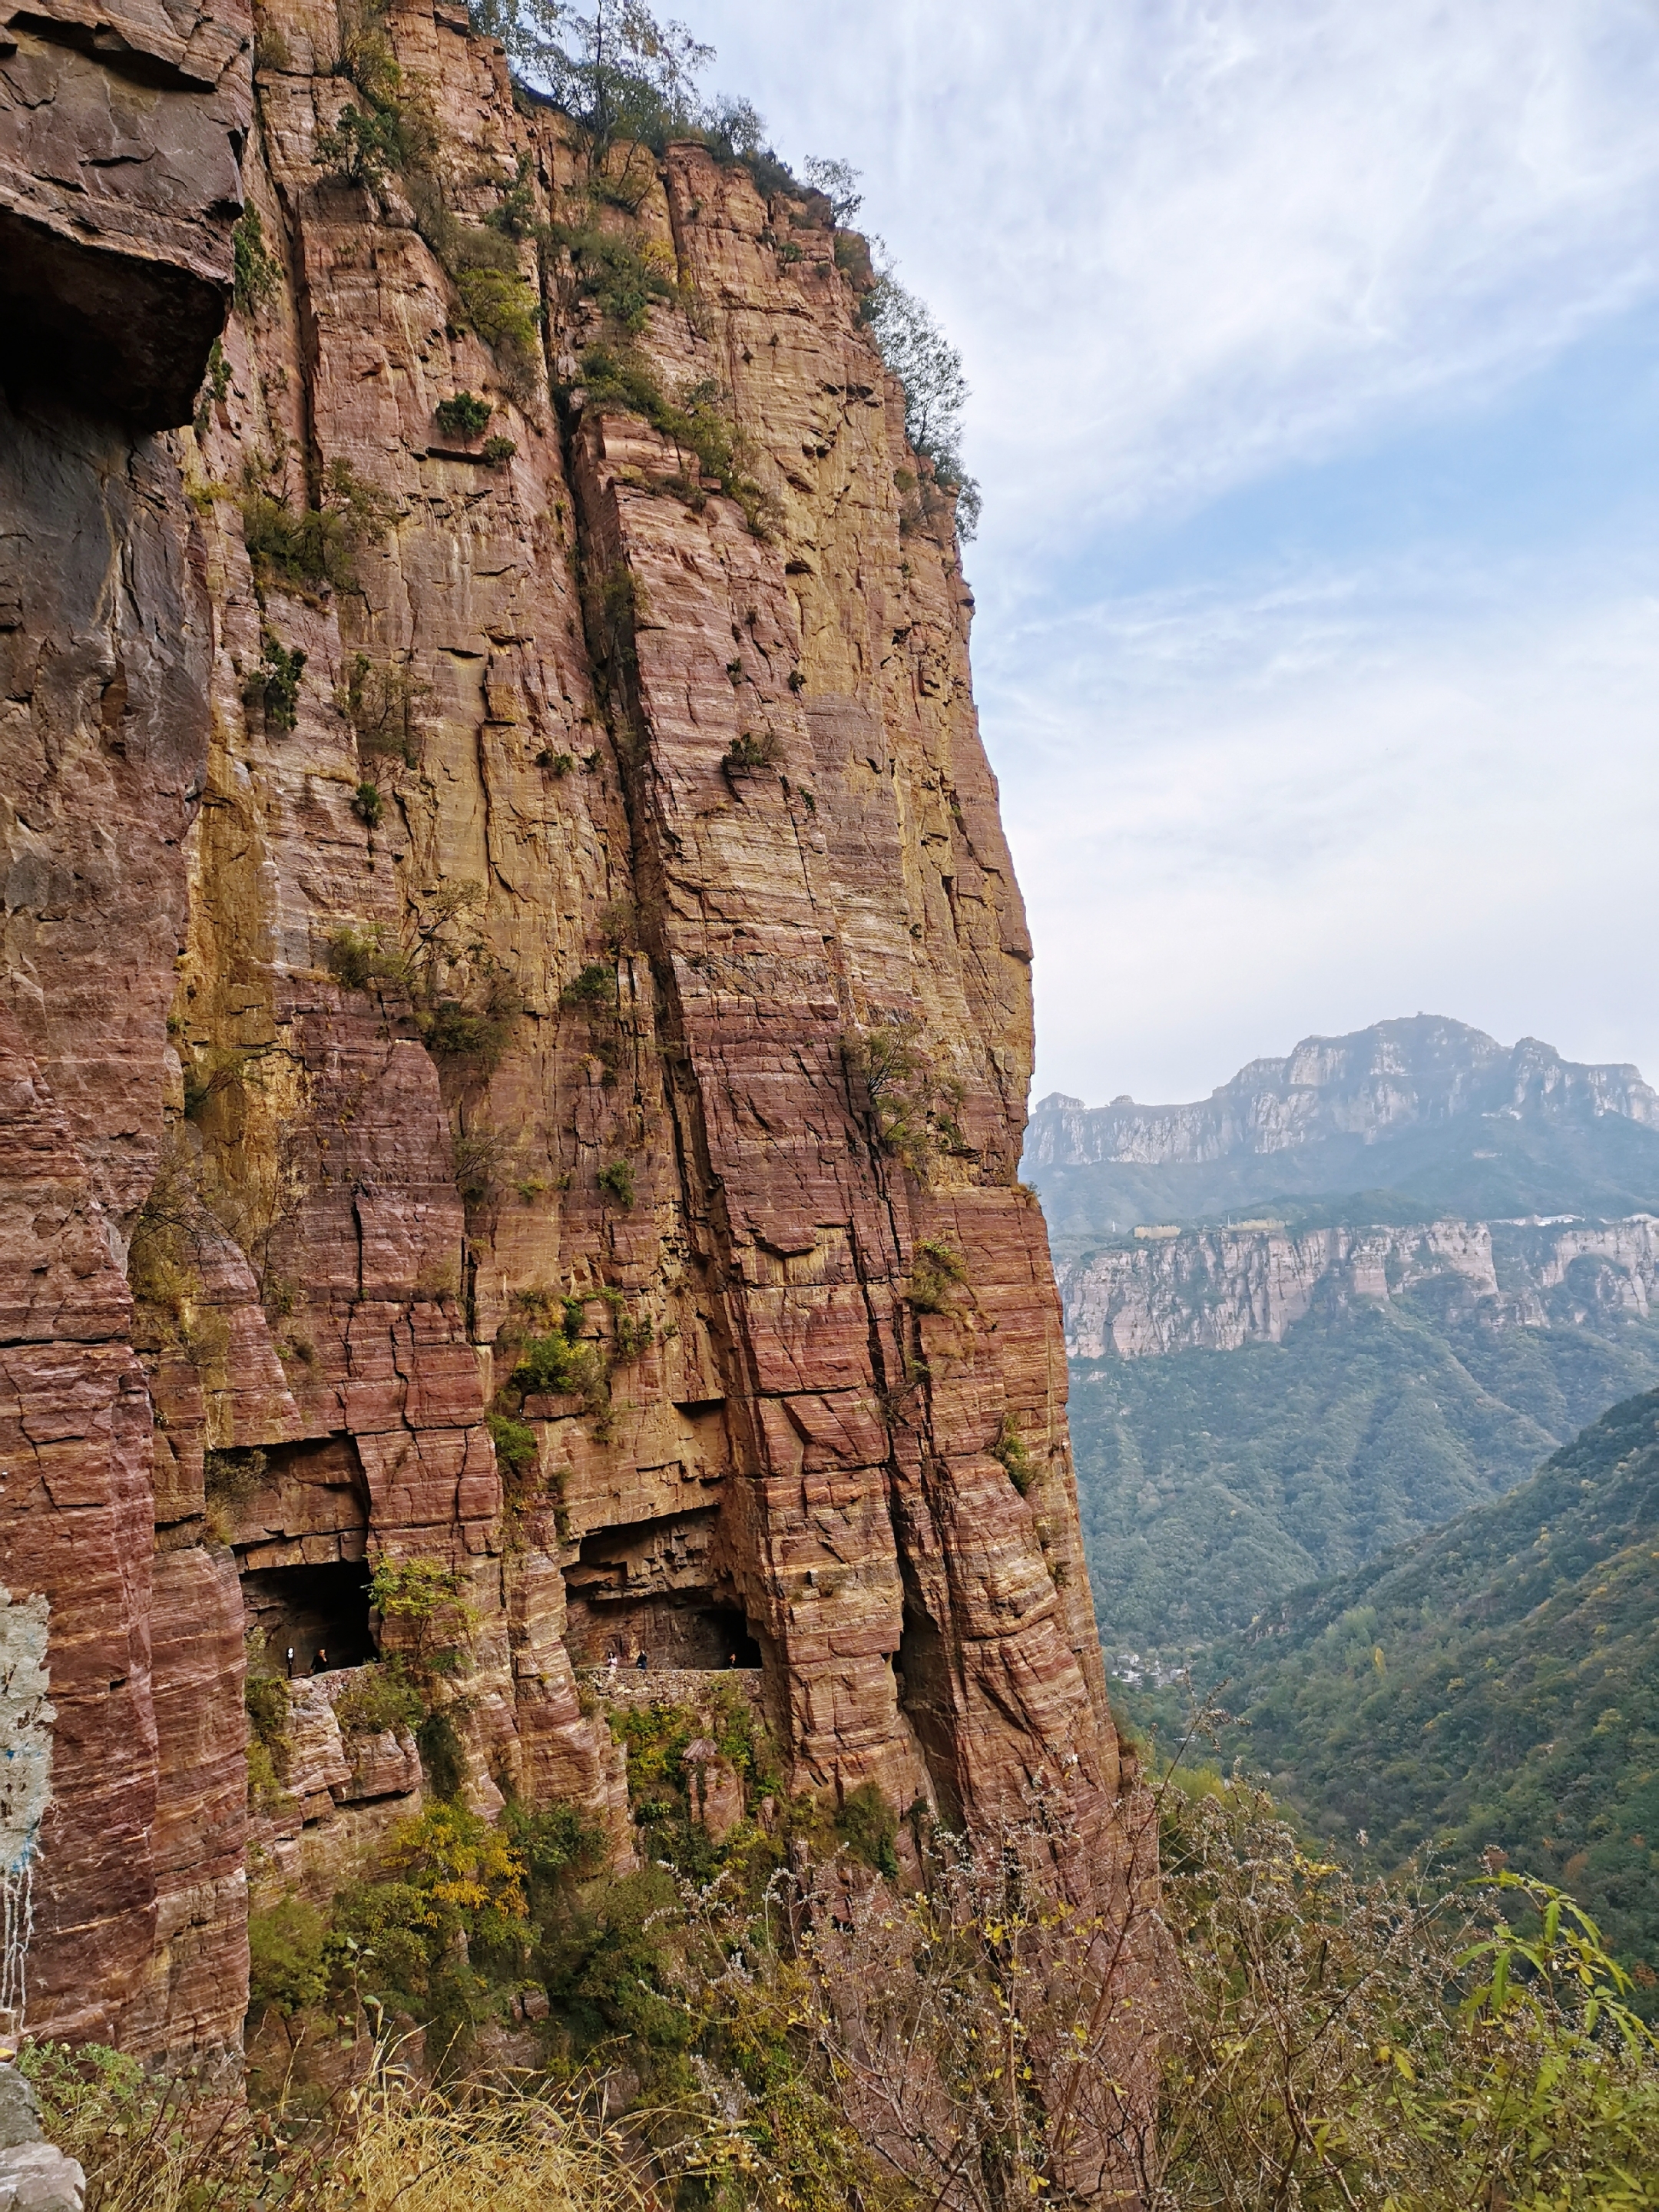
left=1033, top=1016, right=1659, bottom=1655
left=1030, top=1015, right=1659, bottom=1168
left=1026, top=1017, right=1659, bottom=1256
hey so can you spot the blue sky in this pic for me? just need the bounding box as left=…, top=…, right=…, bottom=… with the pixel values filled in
left=688, top=0, right=1659, bottom=1105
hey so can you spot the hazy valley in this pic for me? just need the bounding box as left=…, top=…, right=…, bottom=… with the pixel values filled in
left=1025, top=1016, right=1659, bottom=1650
left=1157, top=1385, right=1659, bottom=1995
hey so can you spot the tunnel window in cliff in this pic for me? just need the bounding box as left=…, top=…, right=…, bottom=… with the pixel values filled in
left=240, top=1561, right=376, bottom=1675
left=568, top=1592, right=761, bottom=1670
left=563, top=1512, right=761, bottom=1668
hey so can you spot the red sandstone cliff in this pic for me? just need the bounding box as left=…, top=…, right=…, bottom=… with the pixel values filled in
left=0, top=0, right=1137, bottom=2064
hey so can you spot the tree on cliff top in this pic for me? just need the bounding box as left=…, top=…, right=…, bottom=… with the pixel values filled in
left=469, top=0, right=710, bottom=150
left=863, top=268, right=982, bottom=537
left=465, top=0, right=981, bottom=539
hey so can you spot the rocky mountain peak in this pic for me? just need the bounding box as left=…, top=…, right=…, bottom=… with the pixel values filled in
left=1029, top=1016, right=1659, bottom=1175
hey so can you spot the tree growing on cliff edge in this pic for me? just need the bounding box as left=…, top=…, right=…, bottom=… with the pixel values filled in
left=863, top=270, right=982, bottom=538
left=803, top=154, right=864, bottom=224
left=469, top=0, right=710, bottom=150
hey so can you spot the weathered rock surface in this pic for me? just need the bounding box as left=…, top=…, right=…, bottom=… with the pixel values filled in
left=0, top=2065, right=84, bottom=2212
left=1058, top=1214, right=1659, bottom=1360
left=0, top=0, right=1137, bottom=2065
left=0, top=2144, right=85, bottom=2212
left=0, top=0, right=250, bottom=424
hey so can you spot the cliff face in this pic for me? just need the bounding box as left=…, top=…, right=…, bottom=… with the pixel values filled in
left=1059, top=1216, right=1659, bottom=1359
left=0, top=0, right=1128, bottom=2063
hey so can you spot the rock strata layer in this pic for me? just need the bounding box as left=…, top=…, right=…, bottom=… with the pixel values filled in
left=1059, top=1215, right=1659, bottom=1360
left=0, top=0, right=1134, bottom=2062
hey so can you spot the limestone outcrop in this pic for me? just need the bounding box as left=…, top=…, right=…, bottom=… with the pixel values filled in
left=0, top=0, right=1131, bottom=2065
left=1059, top=1214, right=1659, bottom=1360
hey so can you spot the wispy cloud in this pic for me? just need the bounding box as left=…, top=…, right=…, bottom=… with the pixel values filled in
left=694, top=0, right=1659, bottom=1102
left=703, top=0, right=1659, bottom=540
left=989, top=563, right=1659, bottom=1100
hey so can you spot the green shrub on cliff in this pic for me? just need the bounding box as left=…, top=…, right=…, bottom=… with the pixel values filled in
left=435, top=389, right=493, bottom=438
left=368, top=1558, right=478, bottom=1691
left=575, top=346, right=775, bottom=535
left=246, top=628, right=306, bottom=731
left=232, top=205, right=281, bottom=316
left=992, top=1412, right=1035, bottom=1495
left=417, top=971, right=523, bottom=1067
left=510, top=1329, right=605, bottom=1404
left=560, top=959, right=618, bottom=1011
left=905, top=1238, right=966, bottom=1314
left=597, top=1158, right=635, bottom=1209
left=326, top=922, right=409, bottom=991
left=369, top=1557, right=467, bottom=1626
left=245, top=1668, right=292, bottom=1813
left=326, top=1803, right=531, bottom=2047
left=317, top=2, right=436, bottom=187
left=248, top=1898, right=329, bottom=2018
left=243, top=462, right=392, bottom=596
left=336, top=651, right=427, bottom=765
left=487, top=1409, right=539, bottom=1478
left=453, top=258, right=542, bottom=357
left=842, top=1017, right=965, bottom=1178
left=555, top=224, right=677, bottom=331
left=333, top=1661, right=425, bottom=1737
left=833, top=1780, right=899, bottom=1876
left=723, top=728, right=777, bottom=770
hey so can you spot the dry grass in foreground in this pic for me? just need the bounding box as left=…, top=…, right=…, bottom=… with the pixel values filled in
left=22, top=2038, right=653, bottom=2212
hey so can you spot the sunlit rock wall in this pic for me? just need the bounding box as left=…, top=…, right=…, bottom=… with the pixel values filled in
left=0, top=0, right=1137, bottom=2061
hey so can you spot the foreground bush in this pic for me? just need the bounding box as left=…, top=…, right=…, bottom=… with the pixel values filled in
left=1139, top=1773, right=1659, bottom=2210
left=22, top=2038, right=648, bottom=2212
left=24, top=1767, right=1659, bottom=2209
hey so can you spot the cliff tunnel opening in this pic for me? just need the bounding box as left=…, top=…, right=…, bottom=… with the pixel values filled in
left=240, top=1561, right=376, bottom=1675
left=895, top=1591, right=965, bottom=1830
left=565, top=1592, right=761, bottom=1670
left=563, top=1510, right=762, bottom=1669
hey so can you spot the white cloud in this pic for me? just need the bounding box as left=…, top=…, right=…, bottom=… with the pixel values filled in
left=990, top=568, right=1659, bottom=1101
left=697, top=0, right=1659, bottom=543
left=689, top=1, right=1659, bottom=1105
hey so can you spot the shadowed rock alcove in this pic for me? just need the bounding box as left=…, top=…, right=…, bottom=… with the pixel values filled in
left=240, top=1561, right=376, bottom=1674
left=565, top=1594, right=762, bottom=1670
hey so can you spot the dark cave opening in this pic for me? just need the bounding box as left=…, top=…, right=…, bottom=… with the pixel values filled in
left=240, top=1560, right=376, bottom=1674
left=565, top=1593, right=762, bottom=1670
left=896, top=1595, right=963, bottom=1829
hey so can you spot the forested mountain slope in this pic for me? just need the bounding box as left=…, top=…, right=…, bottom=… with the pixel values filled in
left=1028, top=1018, right=1659, bottom=1651
left=1184, top=1388, right=1659, bottom=1985
left=1067, top=1234, right=1659, bottom=1645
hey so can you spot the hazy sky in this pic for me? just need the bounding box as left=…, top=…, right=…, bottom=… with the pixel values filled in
left=687, top=0, right=1659, bottom=1107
